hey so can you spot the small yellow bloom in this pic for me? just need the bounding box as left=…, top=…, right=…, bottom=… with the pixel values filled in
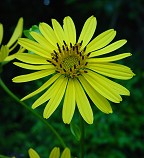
left=28, top=147, right=71, bottom=158
left=0, top=17, right=24, bottom=63
left=13, top=16, right=135, bottom=124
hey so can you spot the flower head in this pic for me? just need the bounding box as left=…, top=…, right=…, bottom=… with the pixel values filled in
left=0, top=17, right=24, bottom=63
left=28, top=147, right=71, bottom=158
left=13, top=16, right=135, bottom=124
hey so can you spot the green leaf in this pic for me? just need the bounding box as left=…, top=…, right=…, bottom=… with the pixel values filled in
left=23, top=25, right=40, bottom=40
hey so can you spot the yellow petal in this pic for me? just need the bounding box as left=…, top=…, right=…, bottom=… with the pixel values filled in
left=0, top=45, right=9, bottom=62
left=61, top=148, right=71, bottom=158
left=21, top=74, right=60, bottom=101
left=7, top=17, right=23, bottom=48
left=83, top=71, right=122, bottom=103
left=78, top=76, right=112, bottom=113
left=63, top=16, right=76, bottom=45
left=52, top=19, right=66, bottom=46
left=63, top=79, right=75, bottom=124
left=28, top=148, right=40, bottom=158
left=88, top=53, right=132, bottom=63
left=18, top=38, right=51, bottom=58
left=74, top=79, right=93, bottom=124
left=0, top=23, right=3, bottom=45
left=49, top=147, right=60, bottom=158
left=13, top=62, right=54, bottom=70
left=43, top=77, right=68, bottom=119
left=78, top=16, right=97, bottom=50
left=39, top=22, right=58, bottom=48
left=12, top=69, right=55, bottom=83
left=92, top=71, right=130, bottom=96
left=86, top=29, right=116, bottom=53
left=30, top=31, right=56, bottom=52
left=4, top=54, right=17, bottom=62
left=90, top=39, right=127, bottom=57
left=3, top=47, right=25, bottom=63
left=32, top=75, right=64, bottom=109
left=88, top=63, right=134, bottom=80
left=15, top=53, right=48, bottom=64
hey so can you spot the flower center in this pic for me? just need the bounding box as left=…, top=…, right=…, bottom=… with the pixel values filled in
left=62, top=55, right=79, bottom=70
left=49, top=41, right=90, bottom=78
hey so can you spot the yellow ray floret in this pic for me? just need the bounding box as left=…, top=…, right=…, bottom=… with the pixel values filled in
left=74, top=79, right=93, bottom=124
left=0, top=17, right=23, bottom=63
left=63, top=78, right=76, bottom=124
left=28, top=147, right=71, bottom=158
left=63, top=16, right=76, bottom=45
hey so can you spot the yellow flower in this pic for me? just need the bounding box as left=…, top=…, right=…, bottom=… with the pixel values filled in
left=0, top=17, right=24, bottom=63
left=28, top=147, right=71, bottom=158
left=13, top=16, right=135, bottom=124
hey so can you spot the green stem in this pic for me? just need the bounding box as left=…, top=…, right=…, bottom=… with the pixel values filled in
left=80, top=115, right=85, bottom=158
left=0, top=78, right=66, bottom=148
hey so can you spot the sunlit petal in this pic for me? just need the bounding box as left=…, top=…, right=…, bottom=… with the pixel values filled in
left=13, top=62, right=54, bottom=70
left=49, top=147, right=60, bottom=158
left=0, top=45, right=9, bottom=62
left=0, top=23, right=3, bottom=45
left=83, top=71, right=122, bottom=103
left=21, top=74, right=60, bottom=101
left=88, top=53, right=131, bottom=63
left=86, top=29, right=116, bottom=53
left=32, top=75, right=64, bottom=109
left=28, top=148, right=40, bottom=158
left=39, top=22, right=58, bottom=49
left=90, top=39, right=127, bottom=57
left=18, top=38, right=51, bottom=58
left=61, top=148, right=71, bottom=158
left=63, top=16, right=76, bottom=45
left=79, top=76, right=112, bottom=113
left=13, top=69, right=55, bottom=83
left=78, top=16, right=97, bottom=50
left=15, top=53, right=48, bottom=64
left=7, top=17, right=23, bottom=48
left=43, top=78, right=68, bottom=119
left=74, top=79, right=93, bottom=124
left=30, top=31, right=56, bottom=51
left=88, top=62, right=134, bottom=80
left=52, top=19, right=66, bottom=46
left=63, top=79, right=75, bottom=124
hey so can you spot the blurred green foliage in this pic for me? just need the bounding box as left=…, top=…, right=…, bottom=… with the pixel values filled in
left=0, top=0, right=144, bottom=157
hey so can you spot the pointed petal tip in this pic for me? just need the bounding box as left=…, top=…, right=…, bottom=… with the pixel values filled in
left=63, top=116, right=71, bottom=124
left=86, top=117, right=93, bottom=124
left=43, top=112, right=48, bottom=119
left=63, top=120, right=70, bottom=124
left=122, top=39, right=127, bottom=44
left=20, top=98, right=25, bottom=102
left=64, top=16, right=71, bottom=19
left=91, top=15, right=97, bottom=23
left=105, top=111, right=113, bottom=114
left=108, top=109, right=113, bottom=114
left=19, top=17, right=24, bottom=23
left=12, top=77, right=17, bottom=83
left=32, top=104, right=38, bottom=109
left=133, top=72, right=136, bottom=76
left=39, top=22, right=43, bottom=26
left=88, top=120, right=93, bottom=124
left=89, top=15, right=96, bottom=19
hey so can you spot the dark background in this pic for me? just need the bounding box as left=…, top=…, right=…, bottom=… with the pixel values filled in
left=0, top=0, right=144, bottom=158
